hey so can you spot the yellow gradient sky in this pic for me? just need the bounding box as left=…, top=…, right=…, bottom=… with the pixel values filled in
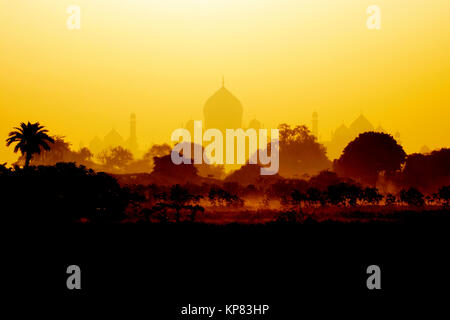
left=1, top=0, right=449, bottom=163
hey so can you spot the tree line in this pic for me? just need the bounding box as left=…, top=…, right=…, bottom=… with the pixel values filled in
left=2, top=121, right=449, bottom=224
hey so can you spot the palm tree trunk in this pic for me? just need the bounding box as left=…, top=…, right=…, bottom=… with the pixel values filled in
left=24, top=153, right=32, bottom=168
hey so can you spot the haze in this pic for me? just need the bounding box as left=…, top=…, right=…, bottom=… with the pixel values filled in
left=1, top=0, right=449, bottom=164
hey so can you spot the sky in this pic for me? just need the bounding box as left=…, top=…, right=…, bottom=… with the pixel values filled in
left=1, top=0, right=449, bottom=164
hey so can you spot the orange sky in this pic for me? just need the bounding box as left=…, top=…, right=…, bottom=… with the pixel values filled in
left=1, top=0, right=449, bottom=164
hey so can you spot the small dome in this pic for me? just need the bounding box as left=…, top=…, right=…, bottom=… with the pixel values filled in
left=349, top=114, right=374, bottom=134
left=104, top=129, right=124, bottom=148
left=248, top=118, right=262, bottom=130
left=89, top=136, right=103, bottom=154
left=90, top=136, right=102, bottom=145
left=334, top=123, right=349, bottom=137
left=204, top=85, right=243, bottom=130
left=420, top=145, right=431, bottom=154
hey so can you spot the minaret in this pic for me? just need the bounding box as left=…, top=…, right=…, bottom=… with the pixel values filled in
left=312, top=111, right=318, bottom=139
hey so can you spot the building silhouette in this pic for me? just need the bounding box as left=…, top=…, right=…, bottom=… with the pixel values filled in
left=420, top=145, right=431, bottom=154
left=248, top=118, right=262, bottom=131
left=183, top=79, right=263, bottom=135
left=88, top=113, right=140, bottom=157
left=180, top=79, right=263, bottom=170
left=203, top=79, right=243, bottom=132
left=88, top=136, right=103, bottom=155
left=125, top=113, right=139, bottom=154
left=323, top=114, right=398, bottom=160
left=103, top=128, right=124, bottom=149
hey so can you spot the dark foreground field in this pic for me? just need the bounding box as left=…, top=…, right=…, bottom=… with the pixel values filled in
left=3, top=219, right=450, bottom=316
left=2, top=163, right=450, bottom=315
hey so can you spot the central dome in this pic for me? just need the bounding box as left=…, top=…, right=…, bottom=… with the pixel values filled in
left=349, top=114, right=374, bottom=134
left=203, top=85, right=243, bottom=131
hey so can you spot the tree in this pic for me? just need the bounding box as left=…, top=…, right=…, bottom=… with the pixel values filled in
left=6, top=122, right=55, bottom=168
left=309, top=170, right=343, bottom=190
left=98, top=146, right=133, bottom=171
left=334, top=132, right=406, bottom=186
left=169, top=184, right=193, bottom=223
left=77, top=147, right=94, bottom=163
left=155, top=184, right=203, bottom=222
left=401, top=149, right=450, bottom=193
left=400, top=188, right=425, bottom=207
left=196, top=163, right=226, bottom=180
left=385, top=193, right=397, bottom=206
left=17, top=136, right=94, bottom=167
left=291, top=189, right=307, bottom=211
left=274, top=124, right=331, bottom=178
left=0, top=162, right=132, bottom=223
left=143, top=143, right=172, bottom=160
left=438, top=186, right=450, bottom=207
left=152, top=141, right=226, bottom=180
left=326, top=183, right=348, bottom=206
left=345, top=184, right=363, bottom=206
left=225, top=163, right=282, bottom=186
left=361, top=187, right=383, bottom=205
left=306, top=187, right=325, bottom=207
left=29, top=135, right=71, bottom=164
left=208, top=187, right=244, bottom=208
left=150, top=154, right=199, bottom=185
left=325, top=183, right=363, bottom=206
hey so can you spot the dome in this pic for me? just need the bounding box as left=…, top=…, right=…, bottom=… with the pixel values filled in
left=334, top=123, right=349, bottom=138
left=375, top=125, right=385, bottom=133
left=104, top=129, right=124, bottom=148
left=248, top=118, right=262, bottom=130
left=420, top=145, right=431, bottom=154
left=89, top=136, right=103, bottom=154
left=204, top=85, right=243, bottom=131
left=349, top=114, right=374, bottom=134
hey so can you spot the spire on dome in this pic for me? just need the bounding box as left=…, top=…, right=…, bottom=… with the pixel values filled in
left=203, top=80, right=243, bottom=130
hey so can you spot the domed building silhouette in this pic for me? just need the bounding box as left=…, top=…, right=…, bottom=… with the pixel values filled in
left=89, top=136, right=103, bottom=155
left=375, top=124, right=385, bottom=133
left=184, top=79, right=264, bottom=170
left=348, top=114, right=374, bottom=133
left=323, top=114, right=398, bottom=160
left=203, top=79, right=243, bottom=132
left=248, top=118, right=262, bottom=130
left=182, top=79, right=262, bottom=140
left=333, top=123, right=350, bottom=140
left=88, top=113, right=141, bottom=157
left=103, top=128, right=125, bottom=148
left=420, top=145, right=431, bottom=154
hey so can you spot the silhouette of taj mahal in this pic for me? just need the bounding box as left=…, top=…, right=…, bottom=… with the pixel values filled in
left=184, top=78, right=262, bottom=136
left=87, top=79, right=402, bottom=161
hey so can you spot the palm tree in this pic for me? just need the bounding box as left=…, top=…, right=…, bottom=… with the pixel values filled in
left=6, top=122, right=54, bottom=168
